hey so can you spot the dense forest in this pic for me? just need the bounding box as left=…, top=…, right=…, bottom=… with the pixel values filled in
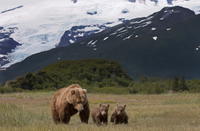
left=0, top=59, right=200, bottom=94
left=0, top=59, right=132, bottom=92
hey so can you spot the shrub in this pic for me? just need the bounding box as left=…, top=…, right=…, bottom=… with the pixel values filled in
left=0, top=87, right=23, bottom=94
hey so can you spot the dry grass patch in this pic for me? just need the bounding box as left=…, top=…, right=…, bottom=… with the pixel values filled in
left=0, top=92, right=200, bottom=131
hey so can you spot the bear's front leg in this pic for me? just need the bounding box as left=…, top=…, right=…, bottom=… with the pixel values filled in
left=59, top=105, right=71, bottom=124
left=61, top=115, right=71, bottom=124
left=95, top=116, right=102, bottom=126
left=110, top=113, right=116, bottom=123
left=103, top=116, right=108, bottom=125
left=79, top=102, right=90, bottom=123
left=113, top=117, right=118, bottom=124
left=124, top=115, right=128, bottom=124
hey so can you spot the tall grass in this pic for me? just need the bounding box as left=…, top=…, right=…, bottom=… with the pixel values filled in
left=0, top=104, right=52, bottom=127
left=1, top=92, right=200, bottom=131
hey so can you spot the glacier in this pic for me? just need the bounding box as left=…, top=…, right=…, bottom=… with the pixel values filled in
left=0, top=0, right=200, bottom=68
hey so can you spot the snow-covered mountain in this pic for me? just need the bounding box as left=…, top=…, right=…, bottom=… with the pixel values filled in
left=1, top=6, right=200, bottom=83
left=0, top=0, right=200, bottom=68
left=0, top=27, right=21, bottom=67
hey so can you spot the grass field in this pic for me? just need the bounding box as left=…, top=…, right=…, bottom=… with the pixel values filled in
left=0, top=92, right=200, bottom=131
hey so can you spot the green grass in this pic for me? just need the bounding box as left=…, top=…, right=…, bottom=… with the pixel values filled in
left=1, top=92, right=200, bottom=131
left=86, top=86, right=130, bottom=94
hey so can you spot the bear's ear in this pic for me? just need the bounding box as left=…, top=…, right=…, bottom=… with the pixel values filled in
left=83, top=89, right=87, bottom=93
left=71, top=90, right=76, bottom=95
left=123, top=104, right=126, bottom=109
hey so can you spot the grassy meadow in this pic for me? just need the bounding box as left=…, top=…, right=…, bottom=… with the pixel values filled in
left=0, top=92, right=200, bottom=131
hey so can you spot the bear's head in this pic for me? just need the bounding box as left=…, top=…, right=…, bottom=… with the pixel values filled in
left=99, top=104, right=109, bottom=116
left=115, top=104, right=126, bottom=115
left=68, top=88, right=88, bottom=112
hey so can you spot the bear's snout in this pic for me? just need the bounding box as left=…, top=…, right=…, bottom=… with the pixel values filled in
left=117, top=111, right=121, bottom=115
left=75, top=104, right=84, bottom=112
left=101, top=111, right=106, bottom=115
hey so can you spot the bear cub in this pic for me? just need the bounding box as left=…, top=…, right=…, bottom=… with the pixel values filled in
left=111, top=104, right=128, bottom=124
left=91, top=104, right=109, bottom=125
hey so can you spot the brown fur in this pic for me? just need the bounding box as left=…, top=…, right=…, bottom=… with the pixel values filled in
left=51, top=84, right=90, bottom=124
left=110, top=104, right=128, bottom=124
left=91, top=104, right=109, bottom=125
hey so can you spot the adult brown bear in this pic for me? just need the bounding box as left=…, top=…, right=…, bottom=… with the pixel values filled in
left=51, top=84, right=90, bottom=124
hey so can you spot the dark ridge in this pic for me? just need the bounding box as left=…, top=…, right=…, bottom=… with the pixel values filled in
left=0, top=5, right=23, bottom=14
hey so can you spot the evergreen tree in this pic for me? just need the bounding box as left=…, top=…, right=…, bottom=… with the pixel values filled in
left=180, top=77, right=188, bottom=91
left=172, top=77, right=179, bottom=92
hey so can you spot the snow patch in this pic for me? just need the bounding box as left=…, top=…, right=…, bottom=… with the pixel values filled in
left=123, top=35, right=133, bottom=40
left=151, top=27, right=156, bottom=31
left=130, top=16, right=153, bottom=25
left=88, top=40, right=97, bottom=46
left=160, top=17, right=164, bottom=21
left=91, top=40, right=97, bottom=45
left=110, top=32, right=117, bottom=36
left=103, top=37, right=109, bottom=41
left=75, top=26, right=101, bottom=32
left=69, top=39, right=75, bottom=44
left=166, top=28, right=171, bottom=31
left=118, top=29, right=127, bottom=34
left=117, top=27, right=125, bottom=32
left=57, top=57, right=61, bottom=60
left=135, top=21, right=152, bottom=29
left=0, top=38, right=6, bottom=42
left=75, top=33, right=84, bottom=37
left=0, top=54, right=6, bottom=58
left=153, top=36, right=158, bottom=40
left=88, top=40, right=93, bottom=45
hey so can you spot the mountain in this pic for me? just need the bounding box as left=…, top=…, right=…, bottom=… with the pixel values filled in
left=0, top=27, right=21, bottom=67
left=57, top=22, right=114, bottom=47
left=1, top=6, right=200, bottom=83
left=0, top=0, right=199, bottom=68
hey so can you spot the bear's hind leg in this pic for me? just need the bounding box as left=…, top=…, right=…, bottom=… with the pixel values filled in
left=52, top=110, right=60, bottom=124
